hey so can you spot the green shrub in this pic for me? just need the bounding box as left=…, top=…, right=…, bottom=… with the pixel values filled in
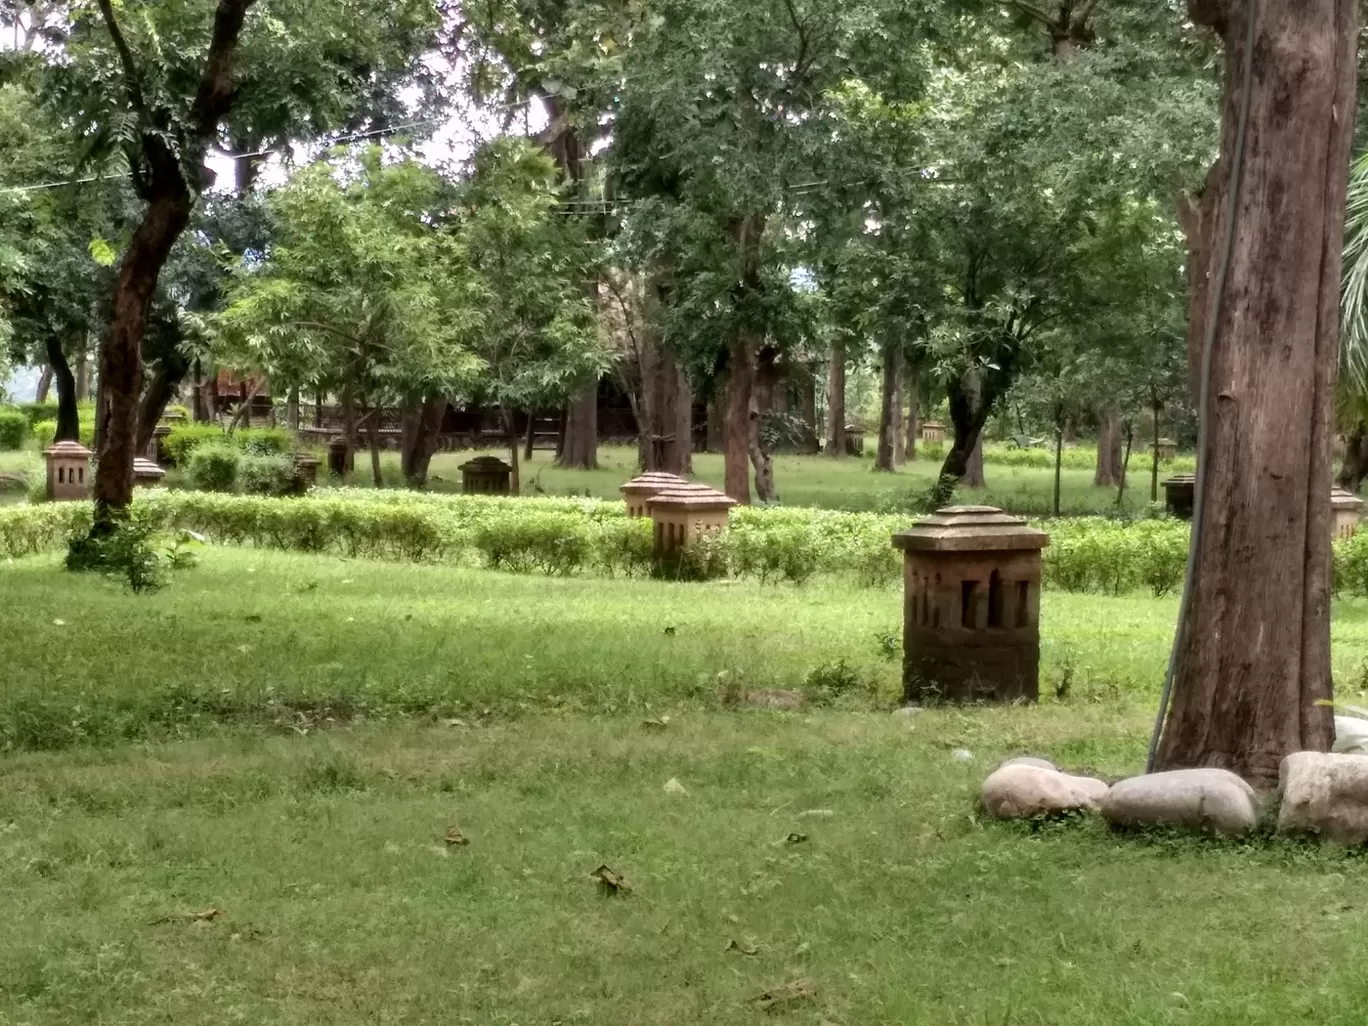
left=473, top=510, right=593, bottom=575
left=65, top=505, right=199, bottom=594
left=239, top=453, right=300, bottom=497
left=593, top=516, right=655, bottom=577
left=164, top=424, right=229, bottom=466
left=0, top=410, right=28, bottom=449
left=236, top=427, right=293, bottom=456
left=32, top=419, right=95, bottom=451
left=188, top=444, right=241, bottom=493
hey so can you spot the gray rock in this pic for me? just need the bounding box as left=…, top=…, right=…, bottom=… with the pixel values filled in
left=999, top=756, right=1057, bottom=772
left=1277, top=751, right=1368, bottom=845
left=981, top=764, right=1109, bottom=819
left=1100, top=768, right=1257, bottom=835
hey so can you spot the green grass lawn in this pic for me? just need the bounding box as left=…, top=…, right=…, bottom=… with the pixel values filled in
left=10, top=550, right=1368, bottom=1023
left=333, top=444, right=1169, bottom=515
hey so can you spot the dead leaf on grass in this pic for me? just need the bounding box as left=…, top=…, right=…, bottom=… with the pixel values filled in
left=642, top=715, right=670, bottom=730
left=663, top=777, right=689, bottom=795
left=781, top=832, right=808, bottom=845
left=591, top=864, right=632, bottom=895
left=725, top=938, right=760, bottom=956
left=150, top=907, right=225, bottom=926
left=749, top=978, right=817, bottom=1012
left=444, top=825, right=469, bottom=847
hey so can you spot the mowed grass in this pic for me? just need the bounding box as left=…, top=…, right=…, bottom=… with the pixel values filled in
left=11, top=552, right=1368, bottom=1022
left=337, top=444, right=1166, bottom=515
left=10, top=547, right=1368, bottom=751
left=8, top=712, right=1368, bottom=1025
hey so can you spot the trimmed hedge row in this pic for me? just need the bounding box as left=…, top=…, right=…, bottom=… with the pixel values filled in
left=3, top=489, right=1365, bottom=597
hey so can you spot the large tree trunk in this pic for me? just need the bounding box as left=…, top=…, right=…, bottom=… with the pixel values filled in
left=93, top=191, right=193, bottom=523
left=748, top=396, right=776, bottom=503
left=795, top=367, right=818, bottom=453
left=1093, top=404, right=1123, bottom=487
left=1155, top=0, right=1354, bottom=786
left=724, top=339, right=755, bottom=503
left=502, top=408, right=521, bottom=496
left=905, top=362, right=920, bottom=462
left=557, top=380, right=599, bottom=469
left=35, top=366, right=52, bottom=403
left=875, top=346, right=899, bottom=472
left=962, top=436, right=985, bottom=488
left=45, top=338, right=80, bottom=443
left=1338, top=422, right=1368, bottom=492
left=826, top=346, right=846, bottom=456
left=400, top=396, right=447, bottom=488
left=892, top=356, right=906, bottom=467
left=640, top=329, right=693, bottom=475
left=285, top=389, right=300, bottom=431
left=136, top=349, right=190, bottom=452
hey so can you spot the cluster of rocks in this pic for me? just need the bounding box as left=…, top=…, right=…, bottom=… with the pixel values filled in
left=981, top=751, right=1368, bottom=844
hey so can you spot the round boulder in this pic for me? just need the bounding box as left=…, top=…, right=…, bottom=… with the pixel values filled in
left=1100, top=768, right=1257, bottom=836
left=981, top=763, right=1109, bottom=820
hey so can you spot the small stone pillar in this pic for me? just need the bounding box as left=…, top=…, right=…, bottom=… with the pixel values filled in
left=44, top=441, right=92, bottom=502
left=891, top=506, right=1049, bottom=705
left=620, top=472, right=686, bottom=517
left=132, top=458, right=166, bottom=488
left=460, top=456, right=513, bottom=495
left=844, top=425, right=865, bottom=457
left=646, top=484, right=736, bottom=561
left=327, top=437, right=348, bottom=477
left=1163, top=474, right=1196, bottom=520
left=150, top=424, right=172, bottom=464
left=920, top=420, right=946, bottom=445
left=292, top=453, right=320, bottom=490
left=1156, top=437, right=1178, bottom=460
left=1333, top=487, right=1364, bottom=542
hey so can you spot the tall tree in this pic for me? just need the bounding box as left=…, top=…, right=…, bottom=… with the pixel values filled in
left=1154, top=0, right=1355, bottom=786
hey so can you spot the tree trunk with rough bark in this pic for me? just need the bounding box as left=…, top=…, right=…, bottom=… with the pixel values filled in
left=136, top=350, right=190, bottom=452
left=748, top=396, right=776, bottom=503
left=45, top=339, right=80, bottom=443
left=1338, top=422, right=1368, bottom=492
left=364, top=403, right=383, bottom=488
left=88, top=0, right=255, bottom=530
left=875, top=347, right=899, bottom=472
left=400, top=397, right=447, bottom=488
left=557, top=381, right=599, bottom=469
left=285, top=389, right=299, bottom=431
left=892, top=358, right=906, bottom=467
left=1155, top=0, right=1354, bottom=787
left=35, top=366, right=52, bottom=402
left=724, top=339, right=755, bottom=503
left=502, top=408, right=521, bottom=496
left=94, top=191, right=193, bottom=521
left=826, top=346, right=846, bottom=456
left=640, top=330, right=692, bottom=475
left=962, top=435, right=985, bottom=488
left=905, top=362, right=919, bottom=462
left=1093, top=404, right=1123, bottom=487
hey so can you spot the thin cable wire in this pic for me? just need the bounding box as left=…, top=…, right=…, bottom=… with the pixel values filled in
left=1146, top=0, right=1259, bottom=772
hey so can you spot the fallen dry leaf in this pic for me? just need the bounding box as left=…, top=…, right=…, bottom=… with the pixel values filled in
left=444, top=825, right=469, bottom=847
left=641, top=716, right=670, bottom=730
left=782, top=832, right=808, bottom=845
left=663, top=777, right=689, bottom=795
left=591, top=864, right=632, bottom=896
left=150, top=907, right=225, bottom=926
left=750, top=978, right=817, bottom=1012
left=725, top=938, right=760, bottom=956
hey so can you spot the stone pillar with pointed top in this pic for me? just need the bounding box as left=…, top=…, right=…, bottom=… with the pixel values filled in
left=646, top=483, right=736, bottom=569
left=919, top=420, right=946, bottom=445
left=892, top=506, right=1049, bottom=704
left=132, top=458, right=166, bottom=488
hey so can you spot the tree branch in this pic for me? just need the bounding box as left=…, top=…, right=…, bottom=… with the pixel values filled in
left=782, top=0, right=811, bottom=81
left=95, top=0, right=152, bottom=126
left=1006, top=0, right=1060, bottom=29
left=1071, top=0, right=1102, bottom=28
left=190, top=0, right=259, bottom=142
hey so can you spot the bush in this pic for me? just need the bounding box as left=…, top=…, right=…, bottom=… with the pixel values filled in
left=65, top=505, right=199, bottom=594
left=188, top=444, right=241, bottom=493
left=163, top=424, right=229, bottom=466
left=473, top=510, right=593, bottom=575
left=32, top=419, right=95, bottom=451
left=239, top=453, right=300, bottom=497
left=236, top=427, right=293, bottom=456
left=0, top=410, right=28, bottom=450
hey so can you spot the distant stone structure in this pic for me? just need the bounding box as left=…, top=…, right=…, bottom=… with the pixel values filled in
left=44, top=441, right=92, bottom=502
left=460, top=456, right=513, bottom=496
left=619, top=472, right=687, bottom=518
